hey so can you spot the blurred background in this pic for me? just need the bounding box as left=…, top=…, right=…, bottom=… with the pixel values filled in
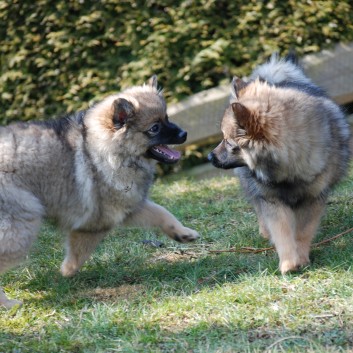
left=1, top=0, right=353, bottom=175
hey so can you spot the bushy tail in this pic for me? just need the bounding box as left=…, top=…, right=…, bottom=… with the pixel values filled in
left=249, top=53, right=312, bottom=86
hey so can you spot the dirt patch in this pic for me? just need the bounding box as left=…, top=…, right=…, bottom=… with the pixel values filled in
left=82, top=284, right=145, bottom=302
left=150, top=250, right=203, bottom=263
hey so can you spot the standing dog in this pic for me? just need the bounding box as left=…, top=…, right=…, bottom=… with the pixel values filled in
left=209, top=54, right=350, bottom=274
left=0, top=76, right=199, bottom=308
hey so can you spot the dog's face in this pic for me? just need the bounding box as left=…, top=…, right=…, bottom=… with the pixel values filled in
left=209, top=77, right=279, bottom=171
left=209, top=77, right=252, bottom=170
left=86, top=76, right=187, bottom=164
left=143, top=117, right=186, bottom=164
left=208, top=105, right=248, bottom=169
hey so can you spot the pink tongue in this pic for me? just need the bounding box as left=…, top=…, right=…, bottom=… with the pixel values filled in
left=156, top=145, right=181, bottom=159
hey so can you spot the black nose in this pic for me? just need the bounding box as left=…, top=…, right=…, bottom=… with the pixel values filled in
left=208, top=152, right=214, bottom=162
left=178, top=130, right=187, bottom=141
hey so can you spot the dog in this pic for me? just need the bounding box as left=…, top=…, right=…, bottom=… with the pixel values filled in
left=209, top=54, right=350, bottom=274
left=0, top=76, right=199, bottom=309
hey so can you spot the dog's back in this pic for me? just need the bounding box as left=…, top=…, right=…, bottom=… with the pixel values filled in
left=0, top=116, right=83, bottom=211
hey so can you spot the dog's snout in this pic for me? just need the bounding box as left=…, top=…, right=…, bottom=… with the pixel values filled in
left=208, top=152, right=214, bottom=162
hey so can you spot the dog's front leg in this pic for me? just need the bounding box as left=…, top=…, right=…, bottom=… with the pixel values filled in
left=61, top=231, right=107, bottom=277
left=124, top=200, right=199, bottom=243
left=261, top=202, right=300, bottom=274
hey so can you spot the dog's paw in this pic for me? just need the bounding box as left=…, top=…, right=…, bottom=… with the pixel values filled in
left=279, top=259, right=301, bottom=274
left=280, top=256, right=310, bottom=274
left=60, top=260, right=79, bottom=277
left=173, top=227, right=199, bottom=243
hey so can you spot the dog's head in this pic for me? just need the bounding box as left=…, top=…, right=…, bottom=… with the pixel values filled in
left=209, top=77, right=278, bottom=170
left=208, top=104, right=248, bottom=169
left=86, top=76, right=186, bottom=164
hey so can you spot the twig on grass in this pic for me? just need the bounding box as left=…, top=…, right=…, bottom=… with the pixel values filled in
left=311, top=226, right=353, bottom=247
left=208, top=246, right=274, bottom=254
left=264, top=335, right=314, bottom=352
left=208, top=226, right=353, bottom=254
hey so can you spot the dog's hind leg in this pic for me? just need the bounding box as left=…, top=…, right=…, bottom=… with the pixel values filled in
left=295, top=201, right=325, bottom=266
left=0, top=186, right=43, bottom=309
left=123, top=200, right=199, bottom=243
left=61, top=231, right=107, bottom=277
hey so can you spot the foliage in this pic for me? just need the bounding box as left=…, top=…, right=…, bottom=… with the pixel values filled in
left=1, top=0, right=353, bottom=124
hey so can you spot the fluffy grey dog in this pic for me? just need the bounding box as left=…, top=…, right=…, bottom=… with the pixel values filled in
left=0, top=76, right=198, bottom=308
left=209, top=54, right=350, bottom=274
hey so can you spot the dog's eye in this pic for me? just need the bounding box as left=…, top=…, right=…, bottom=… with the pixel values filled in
left=225, top=140, right=233, bottom=148
left=225, top=139, right=240, bottom=152
left=148, top=123, right=161, bottom=135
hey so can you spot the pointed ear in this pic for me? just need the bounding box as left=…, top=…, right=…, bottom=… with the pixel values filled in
left=148, top=75, right=158, bottom=89
left=230, top=76, right=247, bottom=100
left=112, top=98, right=135, bottom=128
left=231, top=102, right=251, bottom=129
left=231, top=102, right=263, bottom=140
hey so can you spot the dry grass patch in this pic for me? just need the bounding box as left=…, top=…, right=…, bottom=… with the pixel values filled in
left=81, top=284, right=145, bottom=302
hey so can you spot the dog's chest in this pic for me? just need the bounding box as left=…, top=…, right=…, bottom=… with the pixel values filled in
left=99, top=172, right=150, bottom=214
left=73, top=165, right=153, bottom=231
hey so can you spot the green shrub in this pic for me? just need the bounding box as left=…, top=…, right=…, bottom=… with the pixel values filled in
left=1, top=0, right=353, bottom=124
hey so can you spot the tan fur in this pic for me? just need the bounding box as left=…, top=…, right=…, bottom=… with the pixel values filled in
left=210, top=56, right=350, bottom=274
left=0, top=79, right=198, bottom=308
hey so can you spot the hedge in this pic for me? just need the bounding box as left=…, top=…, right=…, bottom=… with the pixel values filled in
left=1, top=0, right=353, bottom=124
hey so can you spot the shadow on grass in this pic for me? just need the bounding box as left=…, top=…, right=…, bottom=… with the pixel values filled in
left=22, top=252, right=261, bottom=306
left=4, top=196, right=353, bottom=309
left=2, top=224, right=353, bottom=352
left=20, top=233, right=353, bottom=309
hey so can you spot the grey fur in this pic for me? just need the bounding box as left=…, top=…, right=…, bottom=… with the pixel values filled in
left=210, top=55, right=350, bottom=274
left=0, top=79, right=199, bottom=308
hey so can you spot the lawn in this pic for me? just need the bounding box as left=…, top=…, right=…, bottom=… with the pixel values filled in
left=1, top=166, right=353, bottom=352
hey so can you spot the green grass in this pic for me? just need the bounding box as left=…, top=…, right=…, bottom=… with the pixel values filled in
left=1, top=167, right=353, bottom=352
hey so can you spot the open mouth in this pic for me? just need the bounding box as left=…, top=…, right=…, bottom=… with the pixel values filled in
left=148, top=145, right=181, bottom=164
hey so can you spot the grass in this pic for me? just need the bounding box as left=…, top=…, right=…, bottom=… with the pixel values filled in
left=1, top=167, right=353, bottom=352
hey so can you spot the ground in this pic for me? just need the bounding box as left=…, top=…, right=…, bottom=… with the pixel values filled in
left=1, top=171, right=353, bottom=353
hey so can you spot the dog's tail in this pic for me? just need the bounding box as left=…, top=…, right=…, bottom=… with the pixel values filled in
left=249, top=52, right=312, bottom=86
left=284, top=48, right=298, bottom=65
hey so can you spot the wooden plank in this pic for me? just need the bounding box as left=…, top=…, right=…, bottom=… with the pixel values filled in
left=168, top=86, right=229, bottom=148
left=302, top=42, right=353, bottom=105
